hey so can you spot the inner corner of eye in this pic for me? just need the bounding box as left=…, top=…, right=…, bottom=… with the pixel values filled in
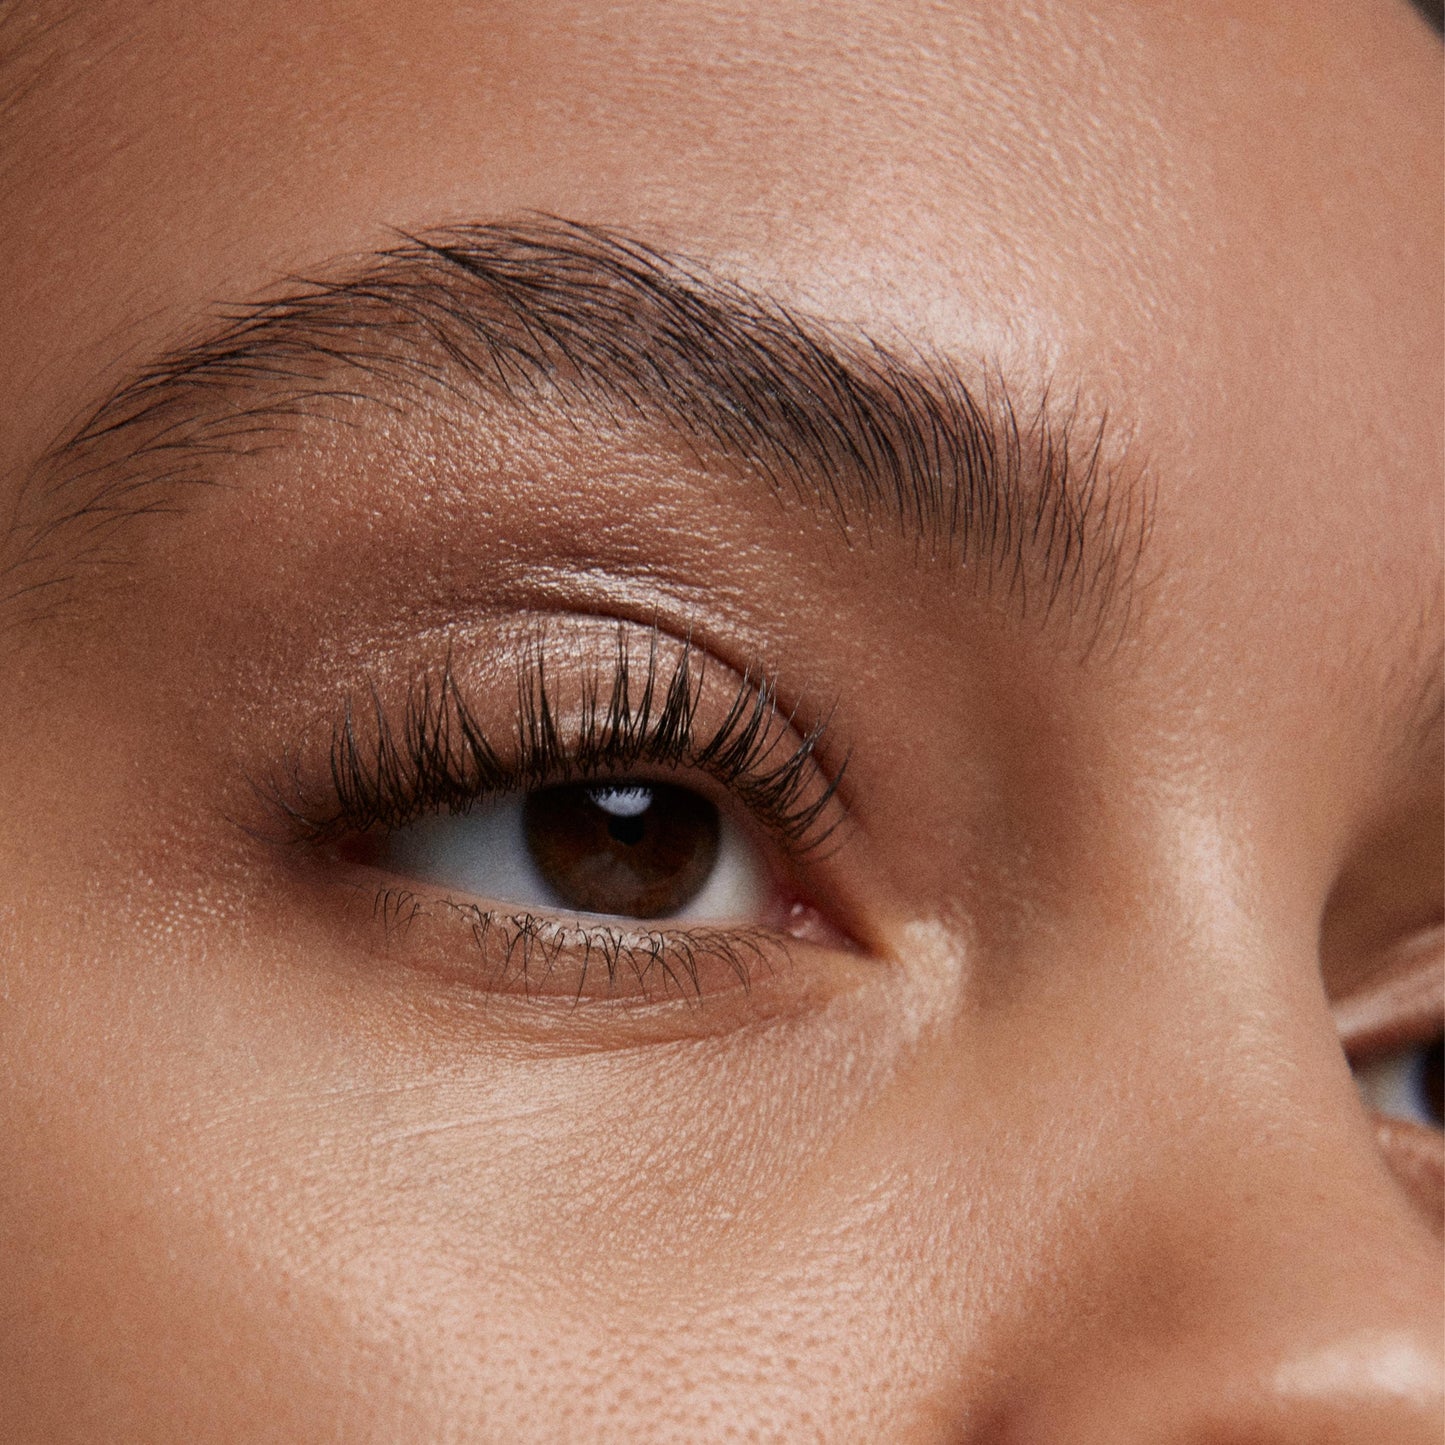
left=371, top=780, right=774, bottom=925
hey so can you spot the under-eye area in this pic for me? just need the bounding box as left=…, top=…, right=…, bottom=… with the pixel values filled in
left=253, top=621, right=859, bottom=1005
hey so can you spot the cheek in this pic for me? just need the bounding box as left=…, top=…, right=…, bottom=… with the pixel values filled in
left=4, top=825, right=1431, bottom=1436
left=0, top=897, right=955, bottom=1434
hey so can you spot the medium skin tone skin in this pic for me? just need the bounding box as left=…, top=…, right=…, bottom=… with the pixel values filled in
left=1, top=0, right=1441, bottom=1439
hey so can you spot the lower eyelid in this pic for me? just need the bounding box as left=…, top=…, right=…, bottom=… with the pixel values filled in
left=348, top=878, right=791, bottom=1003
left=309, top=875, right=882, bottom=1051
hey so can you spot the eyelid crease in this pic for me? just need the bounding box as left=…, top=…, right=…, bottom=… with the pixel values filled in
left=263, top=625, right=849, bottom=860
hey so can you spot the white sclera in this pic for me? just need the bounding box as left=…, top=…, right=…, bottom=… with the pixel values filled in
left=383, top=789, right=765, bottom=923
left=1354, top=1044, right=1441, bottom=1130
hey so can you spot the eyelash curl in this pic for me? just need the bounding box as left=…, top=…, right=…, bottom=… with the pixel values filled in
left=262, top=630, right=848, bottom=1000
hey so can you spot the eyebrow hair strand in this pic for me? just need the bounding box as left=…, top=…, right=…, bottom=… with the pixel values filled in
left=1, top=217, right=1149, bottom=646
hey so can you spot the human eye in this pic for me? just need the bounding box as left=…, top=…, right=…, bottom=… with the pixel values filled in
left=1326, top=792, right=1445, bottom=1160
left=384, top=780, right=763, bottom=924
left=261, top=623, right=853, bottom=1005
left=1355, top=1033, right=1444, bottom=1132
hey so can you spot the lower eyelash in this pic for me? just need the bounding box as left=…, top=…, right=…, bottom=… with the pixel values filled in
left=367, top=884, right=781, bottom=1003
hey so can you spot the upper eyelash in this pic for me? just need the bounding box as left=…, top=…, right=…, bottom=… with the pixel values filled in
left=269, top=629, right=847, bottom=854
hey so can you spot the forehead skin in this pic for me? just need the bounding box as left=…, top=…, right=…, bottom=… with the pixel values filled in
left=3, top=0, right=1439, bottom=723
left=0, top=1, right=1441, bottom=1441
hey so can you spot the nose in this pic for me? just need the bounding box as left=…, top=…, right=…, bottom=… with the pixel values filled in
left=1012, top=1326, right=1442, bottom=1444
left=991, top=1025, right=1444, bottom=1445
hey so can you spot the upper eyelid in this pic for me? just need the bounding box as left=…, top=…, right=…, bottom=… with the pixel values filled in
left=263, top=628, right=849, bottom=858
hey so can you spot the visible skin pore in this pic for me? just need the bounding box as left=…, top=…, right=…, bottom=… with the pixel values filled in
left=0, top=1, right=1441, bottom=1441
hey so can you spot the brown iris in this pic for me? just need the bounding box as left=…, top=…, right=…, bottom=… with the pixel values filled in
left=523, top=782, right=721, bottom=918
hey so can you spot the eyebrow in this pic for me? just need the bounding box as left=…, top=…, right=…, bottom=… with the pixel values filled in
left=1, top=218, right=1149, bottom=643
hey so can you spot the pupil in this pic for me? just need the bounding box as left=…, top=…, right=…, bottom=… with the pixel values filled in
left=607, top=813, right=647, bottom=847
left=523, top=780, right=721, bottom=918
left=590, top=786, right=652, bottom=847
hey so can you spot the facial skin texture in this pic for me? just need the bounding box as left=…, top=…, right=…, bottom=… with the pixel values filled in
left=1, top=0, right=1442, bottom=1440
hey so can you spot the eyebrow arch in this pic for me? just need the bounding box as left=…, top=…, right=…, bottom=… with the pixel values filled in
left=1, top=217, right=1149, bottom=645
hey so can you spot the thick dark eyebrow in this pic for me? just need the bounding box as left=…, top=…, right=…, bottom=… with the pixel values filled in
left=1, top=218, right=1148, bottom=643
